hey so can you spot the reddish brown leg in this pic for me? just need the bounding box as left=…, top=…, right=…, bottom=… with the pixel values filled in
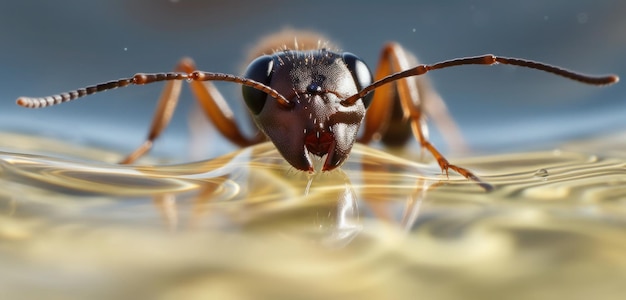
left=361, top=43, right=491, bottom=190
left=358, top=43, right=465, bottom=149
left=120, top=58, right=264, bottom=164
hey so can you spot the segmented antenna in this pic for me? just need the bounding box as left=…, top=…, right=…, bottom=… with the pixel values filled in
left=17, top=78, right=133, bottom=108
left=17, top=71, right=292, bottom=109
left=342, top=54, right=619, bottom=106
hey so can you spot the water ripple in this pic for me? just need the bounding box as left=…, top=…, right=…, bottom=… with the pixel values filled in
left=1, top=132, right=625, bottom=299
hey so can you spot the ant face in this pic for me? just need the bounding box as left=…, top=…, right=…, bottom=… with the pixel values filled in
left=242, top=50, right=373, bottom=172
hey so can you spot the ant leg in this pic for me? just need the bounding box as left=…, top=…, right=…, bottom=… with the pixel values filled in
left=410, top=116, right=492, bottom=191
left=178, top=58, right=265, bottom=147
left=121, top=58, right=264, bottom=164
left=358, top=43, right=465, bottom=151
left=120, top=63, right=184, bottom=163
left=362, top=43, right=491, bottom=190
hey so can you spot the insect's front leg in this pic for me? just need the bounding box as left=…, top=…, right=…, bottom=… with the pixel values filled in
left=361, top=43, right=491, bottom=190
left=121, top=58, right=264, bottom=164
left=358, top=43, right=465, bottom=149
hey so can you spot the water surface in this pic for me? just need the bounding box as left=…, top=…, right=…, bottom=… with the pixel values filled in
left=1, top=132, right=625, bottom=300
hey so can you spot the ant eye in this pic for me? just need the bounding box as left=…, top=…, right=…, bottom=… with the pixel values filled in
left=342, top=52, right=374, bottom=108
left=242, top=55, right=274, bottom=115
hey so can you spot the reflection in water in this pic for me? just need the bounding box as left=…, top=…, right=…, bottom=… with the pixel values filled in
left=1, top=132, right=626, bottom=299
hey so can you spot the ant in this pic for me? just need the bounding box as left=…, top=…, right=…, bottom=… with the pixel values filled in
left=16, top=30, right=619, bottom=191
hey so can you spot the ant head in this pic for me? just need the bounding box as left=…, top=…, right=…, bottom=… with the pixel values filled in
left=242, top=49, right=373, bottom=172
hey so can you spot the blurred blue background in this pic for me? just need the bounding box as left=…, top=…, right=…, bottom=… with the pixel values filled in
left=0, top=0, right=624, bottom=160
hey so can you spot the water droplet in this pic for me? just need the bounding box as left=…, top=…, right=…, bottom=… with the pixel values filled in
left=534, top=168, right=549, bottom=180
left=123, top=47, right=128, bottom=51
left=412, top=28, right=416, bottom=33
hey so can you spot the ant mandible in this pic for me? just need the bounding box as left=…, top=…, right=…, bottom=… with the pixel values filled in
left=16, top=30, right=619, bottom=191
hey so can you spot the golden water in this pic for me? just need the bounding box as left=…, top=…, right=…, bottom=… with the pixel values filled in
left=1, top=132, right=625, bottom=300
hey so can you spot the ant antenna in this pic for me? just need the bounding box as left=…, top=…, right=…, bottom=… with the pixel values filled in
left=342, top=54, right=619, bottom=106
left=16, top=71, right=292, bottom=109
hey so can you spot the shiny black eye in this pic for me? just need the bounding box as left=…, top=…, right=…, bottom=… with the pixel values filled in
left=342, top=52, right=374, bottom=108
left=242, top=55, right=274, bottom=115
